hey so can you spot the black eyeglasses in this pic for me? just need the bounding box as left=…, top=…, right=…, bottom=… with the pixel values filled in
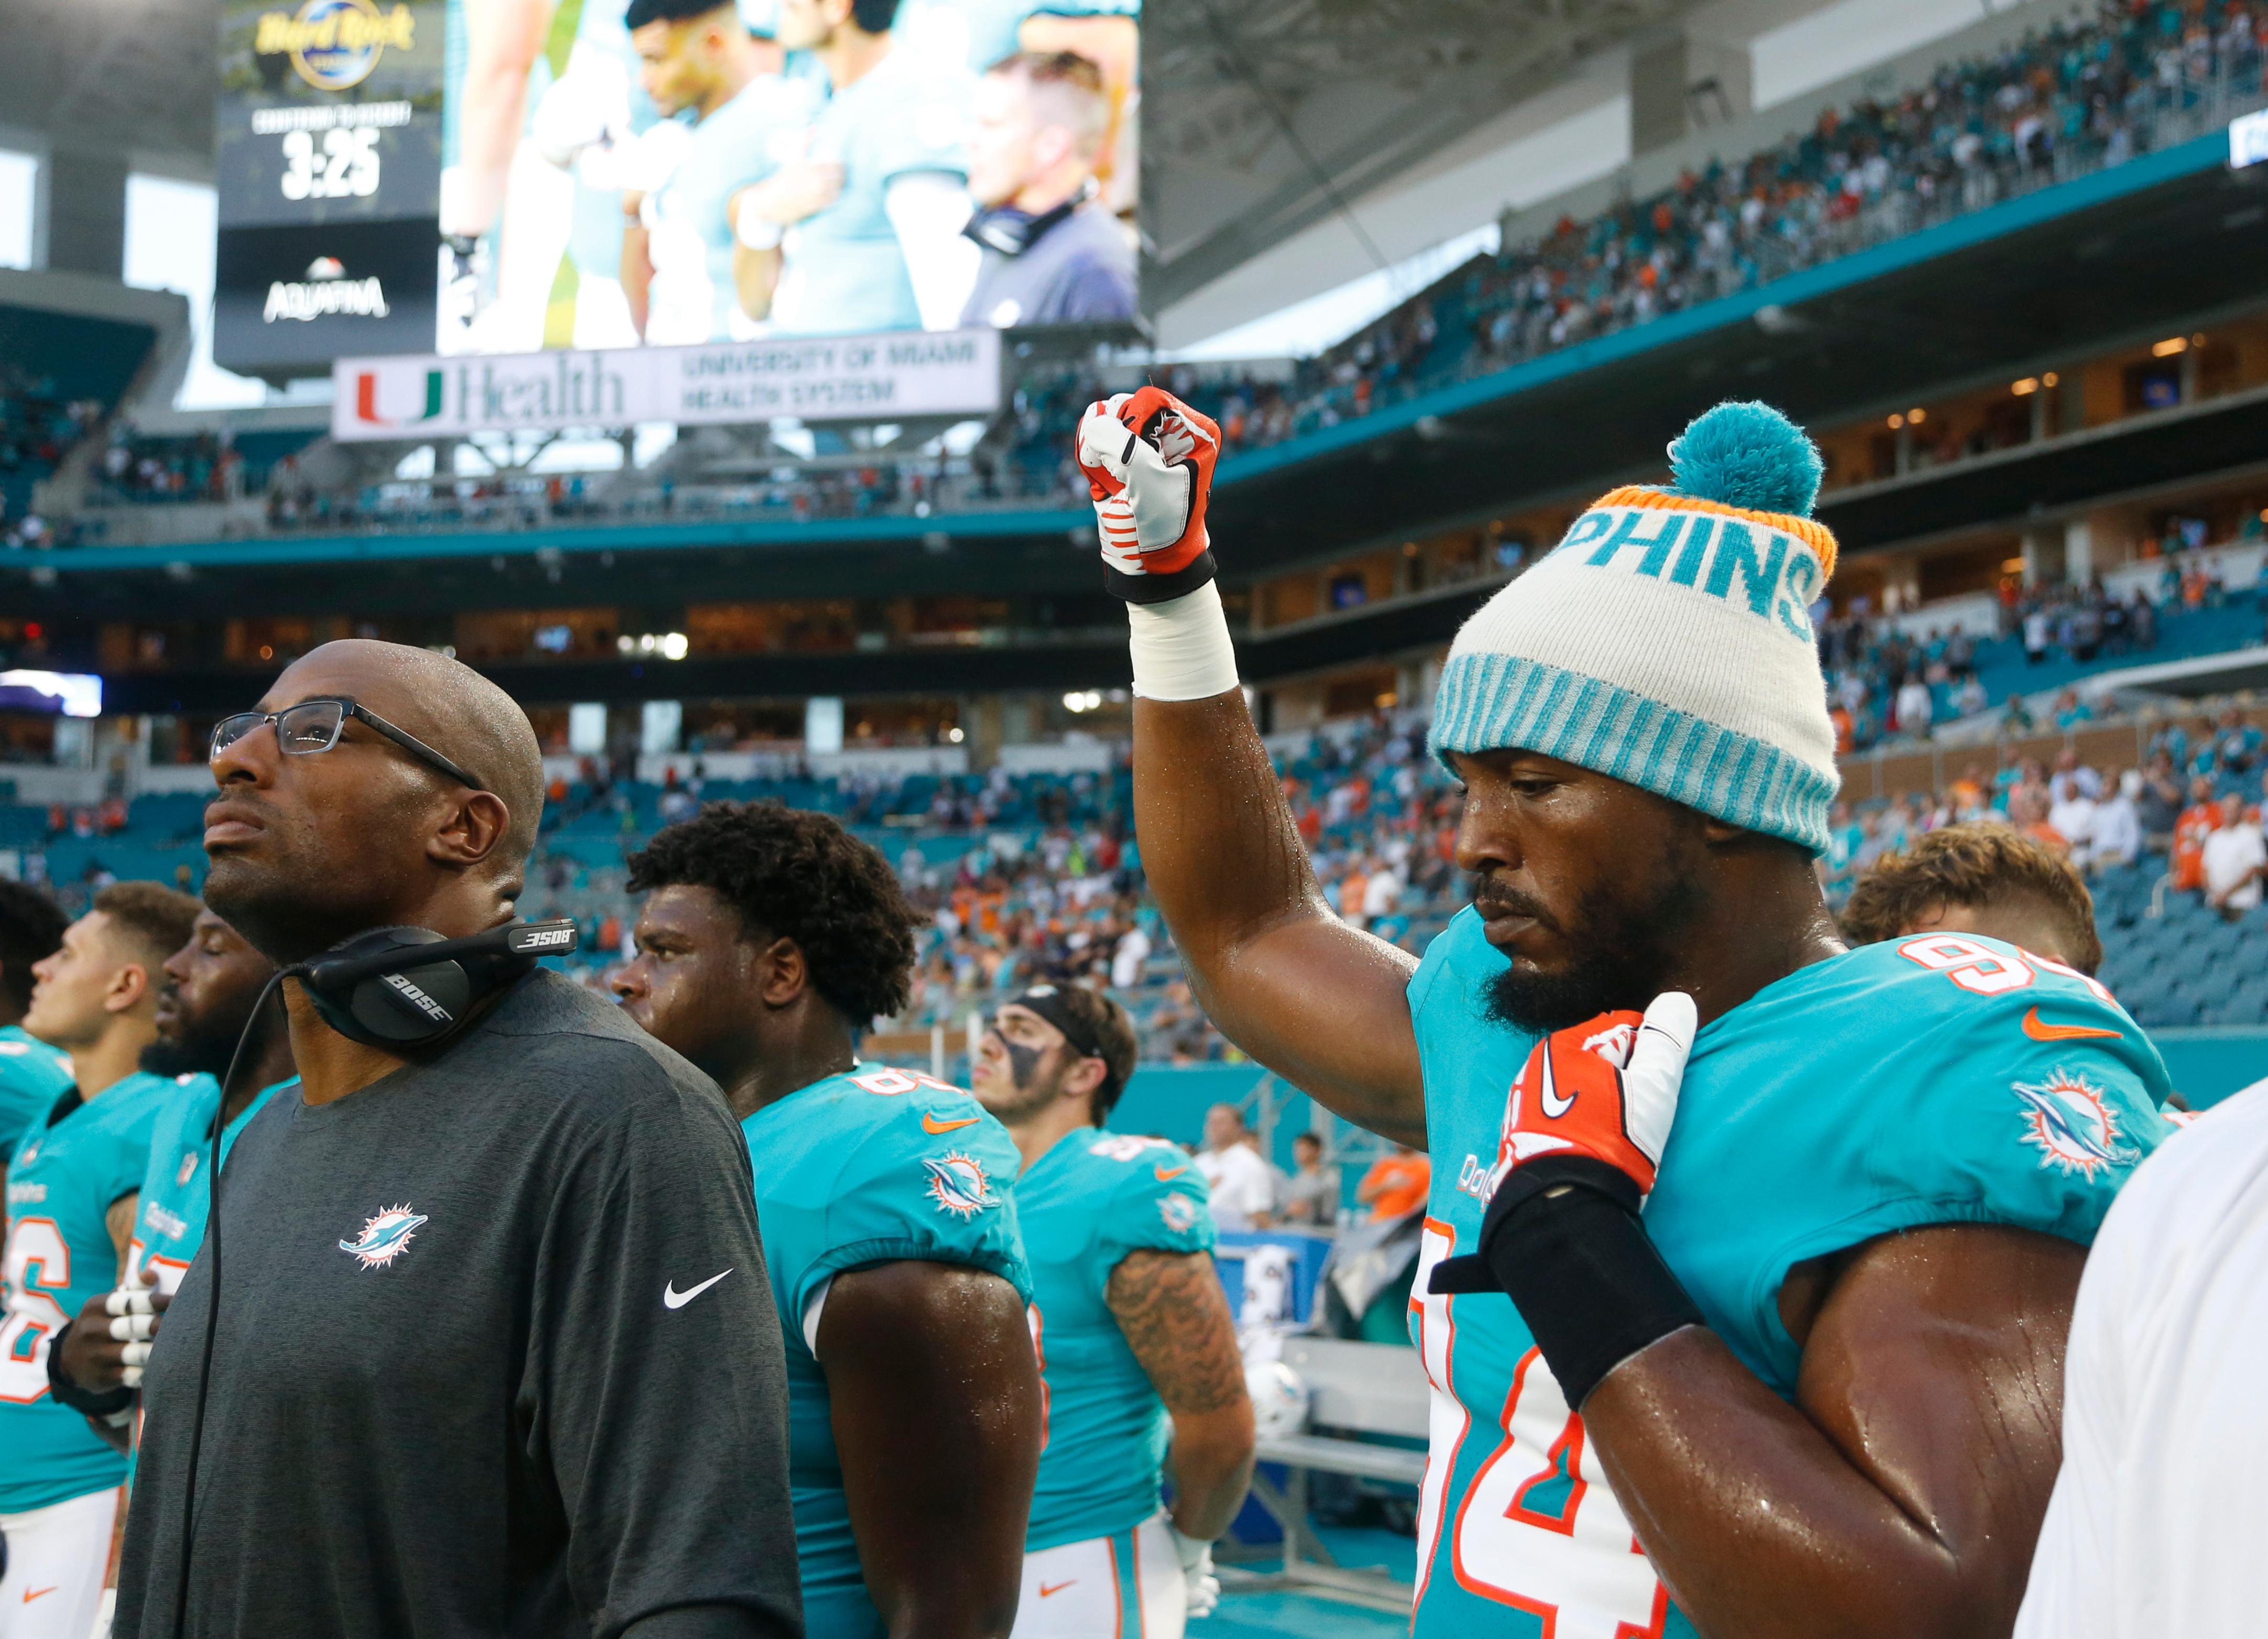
left=210, top=696, right=487, bottom=793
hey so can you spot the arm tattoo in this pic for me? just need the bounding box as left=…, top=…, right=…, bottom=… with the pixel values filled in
left=1106, top=1249, right=1246, bottom=1415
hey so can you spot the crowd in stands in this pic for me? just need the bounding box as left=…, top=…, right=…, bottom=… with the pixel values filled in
left=1200, top=0, right=2268, bottom=460
left=1, top=365, right=103, bottom=547
left=1826, top=699, right=2268, bottom=911
left=16, top=675, right=2268, bottom=1053
left=97, top=430, right=237, bottom=504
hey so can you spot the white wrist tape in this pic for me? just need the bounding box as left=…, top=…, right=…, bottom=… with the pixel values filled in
left=1127, top=581, right=1240, bottom=702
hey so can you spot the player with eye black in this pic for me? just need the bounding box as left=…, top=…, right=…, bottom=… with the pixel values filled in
left=1078, top=387, right=2177, bottom=1639
left=616, top=800, right=1042, bottom=1639
left=969, top=985, right=1253, bottom=1639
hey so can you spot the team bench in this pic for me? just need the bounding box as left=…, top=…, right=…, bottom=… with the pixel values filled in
left=1230, top=1336, right=1429, bottom=1610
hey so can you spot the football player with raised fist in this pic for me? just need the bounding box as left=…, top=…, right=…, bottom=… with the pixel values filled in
left=1103, top=391, right=2178, bottom=1639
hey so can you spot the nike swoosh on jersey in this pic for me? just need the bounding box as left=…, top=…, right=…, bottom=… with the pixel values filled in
left=663, top=1269, right=734, bottom=1309
left=1155, top=1164, right=1188, bottom=1181
left=2022, top=1006, right=2122, bottom=1042
left=1039, top=1581, right=1077, bottom=1598
left=923, top=1112, right=981, bottom=1134
left=23, top=1589, right=56, bottom=1603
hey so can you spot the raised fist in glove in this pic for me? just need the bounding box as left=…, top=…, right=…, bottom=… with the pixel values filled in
left=1076, top=387, right=1221, bottom=603
left=1429, top=993, right=1702, bottom=1408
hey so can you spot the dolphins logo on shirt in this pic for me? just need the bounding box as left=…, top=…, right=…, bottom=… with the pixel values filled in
left=339, top=1204, right=429, bottom=1269
left=2012, top=1070, right=2138, bottom=1181
left=923, top=1152, right=996, bottom=1220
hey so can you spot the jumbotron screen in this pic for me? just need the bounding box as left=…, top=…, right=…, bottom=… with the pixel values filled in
left=213, top=0, right=1142, bottom=381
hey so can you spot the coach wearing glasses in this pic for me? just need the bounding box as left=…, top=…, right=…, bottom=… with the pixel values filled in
left=114, top=641, right=802, bottom=1639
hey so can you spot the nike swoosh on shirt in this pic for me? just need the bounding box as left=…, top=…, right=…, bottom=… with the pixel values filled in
left=663, top=1269, right=734, bottom=1309
left=1154, top=1164, right=1188, bottom=1182
left=23, top=1589, right=56, bottom=1603
left=923, top=1112, right=981, bottom=1134
left=2022, top=1006, right=2122, bottom=1042
left=1039, top=1581, right=1077, bottom=1599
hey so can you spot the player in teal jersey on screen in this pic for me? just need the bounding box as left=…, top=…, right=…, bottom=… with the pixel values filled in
left=0, top=881, right=72, bottom=1215
left=626, top=0, right=822, bottom=341
left=740, top=0, right=981, bottom=334
left=1079, top=385, right=2176, bottom=1639
left=47, top=907, right=298, bottom=1433
left=615, top=800, right=1041, bottom=1639
left=968, top=985, right=1253, bottom=1639
left=0, top=883, right=200, bottom=1639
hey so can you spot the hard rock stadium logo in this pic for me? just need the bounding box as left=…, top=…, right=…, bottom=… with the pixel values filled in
left=256, top=0, right=415, bottom=92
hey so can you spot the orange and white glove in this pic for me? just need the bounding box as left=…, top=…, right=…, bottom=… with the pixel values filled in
left=1076, top=386, right=1221, bottom=603
left=1430, top=993, right=1702, bottom=1409
left=1487, top=996, right=1694, bottom=1198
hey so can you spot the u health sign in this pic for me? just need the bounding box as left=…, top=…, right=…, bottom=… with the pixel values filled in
left=332, top=331, right=1004, bottom=441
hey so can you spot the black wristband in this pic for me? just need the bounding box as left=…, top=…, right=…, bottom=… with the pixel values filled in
left=46, top=1321, right=135, bottom=1419
left=1104, top=549, right=1218, bottom=605
left=1430, top=1154, right=1704, bottom=1409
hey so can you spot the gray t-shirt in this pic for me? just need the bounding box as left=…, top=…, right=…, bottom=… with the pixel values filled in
left=115, top=973, right=799, bottom=1639
left=1279, top=1164, right=1341, bottom=1227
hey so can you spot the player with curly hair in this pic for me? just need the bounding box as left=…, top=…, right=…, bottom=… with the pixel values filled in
left=616, top=801, right=1042, bottom=1639
left=1839, top=822, right=2103, bottom=975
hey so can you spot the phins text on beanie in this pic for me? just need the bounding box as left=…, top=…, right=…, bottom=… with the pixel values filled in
left=1428, top=401, right=1842, bottom=854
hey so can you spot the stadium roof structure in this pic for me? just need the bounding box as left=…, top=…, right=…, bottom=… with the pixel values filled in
left=0, top=0, right=214, bottom=176
left=1141, top=0, right=1702, bottom=311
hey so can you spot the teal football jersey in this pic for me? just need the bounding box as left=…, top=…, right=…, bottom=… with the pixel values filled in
left=648, top=72, right=821, bottom=339
left=744, top=1065, right=1033, bottom=1639
left=775, top=48, right=975, bottom=335
left=0, top=1072, right=188, bottom=1512
left=128, top=1077, right=293, bottom=1295
left=1405, top=911, right=2173, bottom=1639
left=1018, top=1128, right=1214, bottom=1551
left=0, top=1024, right=73, bottom=1164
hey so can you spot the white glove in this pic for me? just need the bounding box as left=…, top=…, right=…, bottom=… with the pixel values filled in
left=107, top=1286, right=161, bottom=1388
left=1168, top=1522, right=1220, bottom=1619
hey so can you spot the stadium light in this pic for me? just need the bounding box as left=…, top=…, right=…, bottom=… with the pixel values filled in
left=2012, top=378, right=2040, bottom=396
left=2153, top=336, right=2189, bottom=357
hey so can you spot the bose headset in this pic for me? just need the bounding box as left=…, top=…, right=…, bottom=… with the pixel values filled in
left=174, top=917, right=579, bottom=1635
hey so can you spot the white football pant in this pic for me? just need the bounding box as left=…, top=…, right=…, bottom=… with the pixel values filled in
left=0, top=1485, right=120, bottom=1639
left=1010, top=1511, right=1185, bottom=1639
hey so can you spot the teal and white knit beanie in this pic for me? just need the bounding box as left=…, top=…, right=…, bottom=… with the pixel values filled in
left=1429, top=401, right=1842, bottom=854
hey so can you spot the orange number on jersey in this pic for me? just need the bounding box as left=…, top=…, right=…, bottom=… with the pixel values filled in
left=0, top=1217, right=72, bottom=1405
